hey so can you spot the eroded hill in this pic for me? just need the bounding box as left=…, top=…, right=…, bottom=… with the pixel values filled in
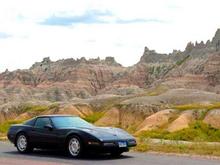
left=1, top=29, right=220, bottom=137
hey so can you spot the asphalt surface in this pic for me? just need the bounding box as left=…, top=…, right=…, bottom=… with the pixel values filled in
left=0, top=142, right=220, bottom=165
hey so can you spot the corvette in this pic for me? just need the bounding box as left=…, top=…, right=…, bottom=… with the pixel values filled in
left=7, top=115, right=137, bottom=158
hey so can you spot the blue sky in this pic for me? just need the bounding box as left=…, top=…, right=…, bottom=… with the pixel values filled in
left=41, top=10, right=165, bottom=26
left=0, top=32, right=11, bottom=39
left=0, top=0, right=219, bottom=72
left=41, top=10, right=112, bottom=25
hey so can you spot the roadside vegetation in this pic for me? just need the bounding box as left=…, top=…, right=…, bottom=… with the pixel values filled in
left=2, top=101, right=220, bottom=157
left=138, top=121, right=220, bottom=142
left=19, top=104, right=59, bottom=114
left=84, top=97, right=123, bottom=123
left=83, top=111, right=105, bottom=123
left=172, top=102, right=220, bottom=111
left=134, top=140, right=220, bottom=157
left=0, top=120, right=24, bottom=135
left=134, top=118, right=220, bottom=156
left=0, top=104, right=59, bottom=137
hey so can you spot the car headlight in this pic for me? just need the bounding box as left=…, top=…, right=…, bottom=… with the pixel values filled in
left=127, top=139, right=137, bottom=145
left=103, top=142, right=116, bottom=147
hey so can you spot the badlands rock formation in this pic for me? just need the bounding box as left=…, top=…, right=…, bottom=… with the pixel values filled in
left=1, top=29, right=220, bottom=134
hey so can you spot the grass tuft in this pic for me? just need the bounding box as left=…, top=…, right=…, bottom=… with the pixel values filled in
left=147, top=86, right=169, bottom=96
left=0, top=120, right=24, bottom=134
left=134, top=141, right=220, bottom=157
left=172, top=102, right=220, bottom=111
left=0, top=104, right=59, bottom=136
left=20, top=105, right=51, bottom=113
left=83, top=111, right=105, bottom=123
left=138, top=121, right=220, bottom=142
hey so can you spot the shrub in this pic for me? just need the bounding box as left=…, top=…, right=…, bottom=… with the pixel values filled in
left=138, top=121, right=220, bottom=142
left=20, top=105, right=50, bottom=113
left=83, top=111, right=105, bottom=123
left=0, top=120, right=23, bottom=134
left=172, top=102, right=220, bottom=111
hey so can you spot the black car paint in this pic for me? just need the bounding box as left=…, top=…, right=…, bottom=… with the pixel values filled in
left=7, top=115, right=137, bottom=154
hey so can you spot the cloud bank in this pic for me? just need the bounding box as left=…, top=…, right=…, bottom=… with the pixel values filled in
left=0, top=0, right=219, bottom=72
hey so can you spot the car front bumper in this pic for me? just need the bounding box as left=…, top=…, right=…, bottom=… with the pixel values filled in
left=85, top=139, right=137, bottom=153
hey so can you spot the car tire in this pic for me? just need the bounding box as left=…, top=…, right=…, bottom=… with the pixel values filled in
left=67, top=136, right=83, bottom=158
left=16, top=133, right=33, bottom=153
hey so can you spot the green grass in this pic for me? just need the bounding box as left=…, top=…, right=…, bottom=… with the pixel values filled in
left=0, top=120, right=24, bottom=134
left=127, top=125, right=139, bottom=134
left=0, top=104, right=59, bottom=136
left=19, top=105, right=53, bottom=113
left=15, top=103, right=60, bottom=114
left=86, top=97, right=123, bottom=123
left=83, top=111, right=106, bottom=123
left=134, top=141, right=220, bottom=156
left=176, top=55, right=190, bottom=66
left=172, top=102, right=220, bottom=111
left=147, top=86, right=169, bottom=96
left=138, top=121, right=220, bottom=142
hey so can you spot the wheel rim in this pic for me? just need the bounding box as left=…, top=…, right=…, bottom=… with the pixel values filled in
left=17, top=135, right=27, bottom=152
left=68, top=138, right=80, bottom=157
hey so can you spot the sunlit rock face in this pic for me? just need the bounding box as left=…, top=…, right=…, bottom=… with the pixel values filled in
left=212, top=28, right=220, bottom=51
left=0, top=29, right=220, bottom=104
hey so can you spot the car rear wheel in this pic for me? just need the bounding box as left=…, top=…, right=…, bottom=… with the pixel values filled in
left=67, top=136, right=83, bottom=158
left=16, top=133, right=33, bottom=153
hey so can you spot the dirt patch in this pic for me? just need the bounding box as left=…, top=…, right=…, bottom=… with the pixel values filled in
left=136, top=109, right=178, bottom=133
left=122, top=88, right=220, bottom=106
left=204, top=109, right=220, bottom=129
left=167, top=110, right=195, bottom=132
left=0, top=111, right=18, bottom=124
left=15, top=112, right=33, bottom=121
left=44, top=104, right=85, bottom=117
left=119, top=109, right=145, bottom=132
left=75, top=104, right=93, bottom=116
left=95, top=108, right=120, bottom=127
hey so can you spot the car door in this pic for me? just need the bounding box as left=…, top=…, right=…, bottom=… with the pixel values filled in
left=30, top=117, right=58, bottom=148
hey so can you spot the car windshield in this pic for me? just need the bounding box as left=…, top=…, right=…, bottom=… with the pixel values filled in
left=51, top=116, right=94, bottom=128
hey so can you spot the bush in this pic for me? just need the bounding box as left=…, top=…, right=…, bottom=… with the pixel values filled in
left=172, top=102, right=220, bottom=111
left=83, top=111, right=105, bottom=123
left=0, top=104, right=59, bottom=135
left=20, top=105, right=50, bottom=113
left=138, top=121, right=220, bottom=142
left=0, top=120, right=23, bottom=134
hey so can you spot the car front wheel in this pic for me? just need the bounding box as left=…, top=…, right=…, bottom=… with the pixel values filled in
left=16, top=133, right=33, bottom=153
left=67, top=136, right=83, bottom=158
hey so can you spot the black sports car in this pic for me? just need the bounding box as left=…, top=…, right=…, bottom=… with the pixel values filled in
left=7, top=115, right=137, bottom=158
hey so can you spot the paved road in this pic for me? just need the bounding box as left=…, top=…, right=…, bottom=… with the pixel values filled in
left=0, top=142, right=219, bottom=165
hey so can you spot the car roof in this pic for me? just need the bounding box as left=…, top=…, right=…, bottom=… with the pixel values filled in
left=36, top=115, right=77, bottom=118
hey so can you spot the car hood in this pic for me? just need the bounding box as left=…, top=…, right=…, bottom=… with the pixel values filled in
left=80, top=127, right=134, bottom=141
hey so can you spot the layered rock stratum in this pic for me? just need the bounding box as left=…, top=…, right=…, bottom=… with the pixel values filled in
left=1, top=29, right=220, bottom=134
left=1, top=29, right=220, bottom=103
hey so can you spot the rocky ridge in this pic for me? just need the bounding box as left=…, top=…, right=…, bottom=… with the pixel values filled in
left=0, top=29, right=220, bottom=104
left=1, top=29, right=220, bottom=135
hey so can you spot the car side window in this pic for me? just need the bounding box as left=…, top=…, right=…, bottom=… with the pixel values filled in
left=24, top=118, right=36, bottom=126
left=34, top=117, right=51, bottom=129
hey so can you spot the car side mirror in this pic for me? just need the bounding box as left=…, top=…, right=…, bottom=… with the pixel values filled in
left=44, top=124, right=53, bottom=130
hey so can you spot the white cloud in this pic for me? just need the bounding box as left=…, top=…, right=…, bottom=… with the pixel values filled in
left=0, top=0, right=219, bottom=72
